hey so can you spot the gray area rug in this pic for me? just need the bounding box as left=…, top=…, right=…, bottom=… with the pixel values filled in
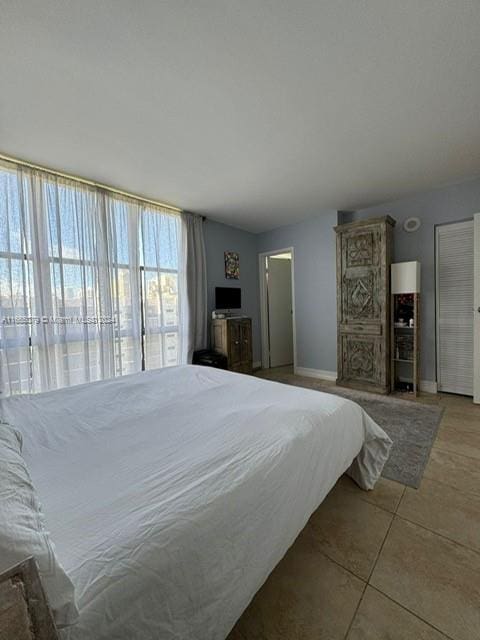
left=256, top=371, right=443, bottom=488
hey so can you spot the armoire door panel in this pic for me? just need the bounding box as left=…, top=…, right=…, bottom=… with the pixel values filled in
left=228, top=322, right=242, bottom=366
left=342, top=271, right=380, bottom=322
left=344, top=230, right=379, bottom=268
left=240, top=321, right=252, bottom=363
left=341, top=335, right=383, bottom=386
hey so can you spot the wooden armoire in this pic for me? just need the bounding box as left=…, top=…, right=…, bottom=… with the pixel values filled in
left=335, top=216, right=395, bottom=394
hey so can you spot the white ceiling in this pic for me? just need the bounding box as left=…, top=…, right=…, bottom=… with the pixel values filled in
left=1, top=1, right=480, bottom=232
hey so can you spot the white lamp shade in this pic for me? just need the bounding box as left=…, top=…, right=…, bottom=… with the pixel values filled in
left=391, top=261, right=421, bottom=294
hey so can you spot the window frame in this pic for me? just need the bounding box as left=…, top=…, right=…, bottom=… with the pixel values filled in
left=0, top=253, right=180, bottom=389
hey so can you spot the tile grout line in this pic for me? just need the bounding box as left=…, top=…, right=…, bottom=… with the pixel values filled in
left=367, top=584, right=457, bottom=640
left=398, top=401, right=480, bottom=550
left=234, top=513, right=461, bottom=640
left=363, top=485, right=405, bottom=582
left=311, top=544, right=369, bottom=584
left=366, top=508, right=397, bottom=584
left=267, top=544, right=371, bottom=639
left=395, top=485, right=407, bottom=515
left=437, top=420, right=480, bottom=431
left=394, top=511, right=480, bottom=558
left=431, top=442, right=480, bottom=464
left=342, top=580, right=368, bottom=640
left=315, top=485, right=406, bottom=583
left=422, top=469, right=480, bottom=499
left=366, top=512, right=460, bottom=640
left=344, top=483, right=406, bottom=515
left=415, top=472, right=480, bottom=499
left=369, top=500, right=478, bottom=639
left=343, top=492, right=404, bottom=640
left=437, top=412, right=480, bottom=422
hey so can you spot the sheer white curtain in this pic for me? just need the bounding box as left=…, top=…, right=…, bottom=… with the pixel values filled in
left=0, top=163, right=117, bottom=394
left=24, top=169, right=119, bottom=391
left=0, top=159, right=184, bottom=396
left=0, top=164, right=33, bottom=395
left=104, top=193, right=143, bottom=376
left=141, top=205, right=184, bottom=369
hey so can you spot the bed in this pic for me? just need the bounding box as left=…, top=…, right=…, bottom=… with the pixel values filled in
left=1, top=365, right=391, bottom=640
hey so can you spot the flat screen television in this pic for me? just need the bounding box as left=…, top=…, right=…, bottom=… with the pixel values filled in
left=215, top=287, right=241, bottom=310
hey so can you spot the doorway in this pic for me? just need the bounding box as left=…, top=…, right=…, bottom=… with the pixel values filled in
left=259, top=248, right=295, bottom=370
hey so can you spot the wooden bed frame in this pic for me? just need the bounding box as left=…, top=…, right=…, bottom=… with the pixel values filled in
left=0, top=557, right=58, bottom=640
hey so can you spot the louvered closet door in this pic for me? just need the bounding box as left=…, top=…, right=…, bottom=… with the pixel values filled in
left=436, top=220, right=474, bottom=395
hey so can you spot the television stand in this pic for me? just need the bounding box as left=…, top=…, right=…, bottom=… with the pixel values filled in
left=211, top=317, right=253, bottom=374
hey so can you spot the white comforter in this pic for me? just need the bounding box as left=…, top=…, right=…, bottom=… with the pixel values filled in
left=1, top=365, right=391, bottom=640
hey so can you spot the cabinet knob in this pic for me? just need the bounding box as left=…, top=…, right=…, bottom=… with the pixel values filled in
left=235, top=341, right=239, bottom=345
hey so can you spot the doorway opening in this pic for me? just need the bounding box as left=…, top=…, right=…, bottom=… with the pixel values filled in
left=259, top=248, right=296, bottom=370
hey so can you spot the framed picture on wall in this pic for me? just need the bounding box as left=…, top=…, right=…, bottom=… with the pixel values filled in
left=224, top=251, right=240, bottom=279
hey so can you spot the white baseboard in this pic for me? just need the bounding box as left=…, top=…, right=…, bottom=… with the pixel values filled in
left=294, top=366, right=337, bottom=381
left=419, top=380, right=438, bottom=394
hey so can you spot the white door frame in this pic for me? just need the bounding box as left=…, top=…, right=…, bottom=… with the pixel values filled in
left=474, top=213, right=480, bottom=403
left=258, top=247, right=297, bottom=370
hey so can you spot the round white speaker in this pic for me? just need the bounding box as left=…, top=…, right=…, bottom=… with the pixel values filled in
left=403, top=217, right=421, bottom=233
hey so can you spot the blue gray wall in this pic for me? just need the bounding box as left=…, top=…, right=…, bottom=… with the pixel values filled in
left=204, top=177, right=480, bottom=383
left=256, top=211, right=339, bottom=372
left=203, top=219, right=261, bottom=363
left=351, top=177, right=480, bottom=382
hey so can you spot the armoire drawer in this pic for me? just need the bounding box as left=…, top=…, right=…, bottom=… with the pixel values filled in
left=339, top=323, right=382, bottom=336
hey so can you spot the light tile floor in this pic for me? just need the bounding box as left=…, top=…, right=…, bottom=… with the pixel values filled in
left=228, top=368, right=480, bottom=640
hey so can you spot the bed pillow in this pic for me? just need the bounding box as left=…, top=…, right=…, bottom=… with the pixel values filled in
left=0, top=421, right=79, bottom=628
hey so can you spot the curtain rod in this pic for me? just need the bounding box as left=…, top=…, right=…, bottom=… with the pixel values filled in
left=0, top=152, right=182, bottom=213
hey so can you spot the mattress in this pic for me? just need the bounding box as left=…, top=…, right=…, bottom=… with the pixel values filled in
left=1, top=365, right=391, bottom=640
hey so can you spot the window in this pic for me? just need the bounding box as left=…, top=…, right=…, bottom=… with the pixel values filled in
left=141, top=207, right=181, bottom=370
left=0, top=159, right=184, bottom=396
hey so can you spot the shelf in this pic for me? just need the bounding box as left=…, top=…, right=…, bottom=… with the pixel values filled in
left=393, top=384, right=415, bottom=392
left=392, top=291, right=419, bottom=396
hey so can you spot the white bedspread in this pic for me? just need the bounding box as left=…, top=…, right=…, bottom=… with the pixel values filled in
left=1, top=365, right=391, bottom=640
